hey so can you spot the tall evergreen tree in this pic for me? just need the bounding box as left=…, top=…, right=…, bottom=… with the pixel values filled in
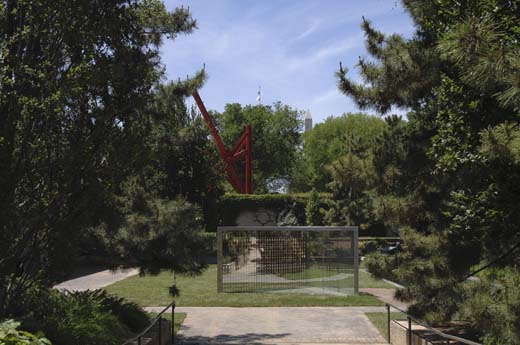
left=338, top=1, right=520, bottom=342
left=0, top=0, right=201, bottom=317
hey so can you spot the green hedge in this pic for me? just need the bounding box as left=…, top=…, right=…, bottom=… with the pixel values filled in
left=210, top=193, right=331, bottom=229
left=208, top=193, right=395, bottom=237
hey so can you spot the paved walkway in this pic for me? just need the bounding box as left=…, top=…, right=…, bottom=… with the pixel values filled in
left=53, top=267, right=139, bottom=291
left=145, top=307, right=388, bottom=345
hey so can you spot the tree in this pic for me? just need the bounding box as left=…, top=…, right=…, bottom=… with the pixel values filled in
left=145, top=79, right=223, bottom=228
left=216, top=102, right=302, bottom=193
left=292, top=113, right=386, bottom=192
left=0, top=0, right=199, bottom=317
left=111, top=177, right=210, bottom=277
left=338, top=0, right=520, bottom=341
left=305, top=189, right=324, bottom=226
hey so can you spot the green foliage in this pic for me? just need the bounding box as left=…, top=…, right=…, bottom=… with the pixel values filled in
left=147, top=78, right=222, bottom=205
left=93, top=291, right=150, bottom=333
left=113, top=179, right=211, bottom=276
left=215, top=193, right=331, bottom=227
left=461, top=268, right=520, bottom=345
left=324, top=153, right=376, bottom=228
left=216, top=103, right=302, bottom=193
left=337, top=2, right=520, bottom=342
left=305, top=189, right=324, bottom=226
left=293, top=113, right=392, bottom=233
left=0, top=0, right=200, bottom=317
left=19, top=289, right=145, bottom=345
left=293, top=113, right=387, bottom=191
left=0, top=320, right=50, bottom=345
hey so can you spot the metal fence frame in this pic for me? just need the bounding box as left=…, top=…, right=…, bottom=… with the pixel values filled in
left=217, top=226, right=359, bottom=294
left=385, top=303, right=482, bottom=345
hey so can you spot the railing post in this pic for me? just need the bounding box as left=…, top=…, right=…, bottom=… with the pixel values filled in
left=386, top=304, right=391, bottom=343
left=407, top=316, right=412, bottom=345
left=159, top=318, right=162, bottom=345
left=138, top=337, right=141, bottom=345
left=172, top=303, right=175, bottom=345
left=353, top=228, right=359, bottom=294
left=217, top=227, right=223, bottom=292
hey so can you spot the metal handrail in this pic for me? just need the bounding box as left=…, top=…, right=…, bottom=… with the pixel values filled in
left=122, top=301, right=176, bottom=345
left=385, top=303, right=481, bottom=345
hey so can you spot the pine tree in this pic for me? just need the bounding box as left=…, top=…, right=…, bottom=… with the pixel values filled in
left=337, top=1, right=520, bottom=341
left=0, top=0, right=202, bottom=317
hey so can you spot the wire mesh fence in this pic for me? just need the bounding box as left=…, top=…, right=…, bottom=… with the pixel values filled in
left=217, top=226, right=358, bottom=295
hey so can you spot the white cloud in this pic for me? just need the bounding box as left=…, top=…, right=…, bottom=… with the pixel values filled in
left=161, top=0, right=415, bottom=123
left=309, top=88, right=344, bottom=106
left=285, top=35, right=361, bottom=71
left=294, top=18, right=321, bottom=41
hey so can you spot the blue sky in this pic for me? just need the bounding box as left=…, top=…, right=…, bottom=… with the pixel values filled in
left=161, top=1, right=415, bottom=123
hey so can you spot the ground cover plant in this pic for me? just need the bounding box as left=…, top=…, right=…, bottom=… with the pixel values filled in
left=0, top=320, right=50, bottom=345
left=106, top=265, right=389, bottom=307
left=15, top=289, right=149, bottom=345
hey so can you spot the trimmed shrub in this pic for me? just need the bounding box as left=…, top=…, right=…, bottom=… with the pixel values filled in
left=214, top=193, right=332, bottom=228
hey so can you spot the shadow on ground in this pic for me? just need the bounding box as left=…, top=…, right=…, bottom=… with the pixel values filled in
left=178, top=332, right=291, bottom=344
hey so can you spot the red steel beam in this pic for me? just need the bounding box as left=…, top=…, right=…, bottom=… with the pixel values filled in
left=244, top=125, right=252, bottom=194
left=192, top=90, right=252, bottom=194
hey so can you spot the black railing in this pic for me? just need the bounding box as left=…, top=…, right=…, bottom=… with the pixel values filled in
left=385, top=303, right=481, bottom=345
left=122, top=301, right=176, bottom=345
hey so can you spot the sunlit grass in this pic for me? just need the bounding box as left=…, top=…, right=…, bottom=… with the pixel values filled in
left=365, top=312, right=407, bottom=339
left=106, top=265, right=391, bottom=307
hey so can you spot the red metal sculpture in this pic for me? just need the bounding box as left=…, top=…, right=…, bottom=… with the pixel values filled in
left=192, top=90, right=252, bottom=194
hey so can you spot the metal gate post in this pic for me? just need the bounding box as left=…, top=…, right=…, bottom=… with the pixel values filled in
left=159, top=318, right=162, bottom=345
left=353, top=228, right=359, bottom=294
left=407, top=316, right=412, bottom=345
left=217, top=227, right=223, bottom=292
left=386, top=304, right=391, bottom=343
left=172, top=303, right=175, bottom=345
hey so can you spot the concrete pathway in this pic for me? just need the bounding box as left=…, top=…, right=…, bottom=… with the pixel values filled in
left=53, top=267, right=139, bottom=291
left=145, top=307, right=388, bottom=345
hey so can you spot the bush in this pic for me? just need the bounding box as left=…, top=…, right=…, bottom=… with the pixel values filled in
left=90, top=290, right=149, bottom=333
left=0, top=319, right=50, bottom=345
left=305, top=189, right=325, bottom=226
left=37, top=291, right=130, bottom=345
left=114, top=183, right=211, bottom=275
left=19, top=289, right=148, bottom=345
left=461, top=268, right=520, bottom=345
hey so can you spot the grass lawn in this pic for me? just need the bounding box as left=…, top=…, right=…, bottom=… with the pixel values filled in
left=147, top=312, right=186, bottom=335
left=365, top=312, right=406, bottom=339
left=106, top=265, right=391, bottom=307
